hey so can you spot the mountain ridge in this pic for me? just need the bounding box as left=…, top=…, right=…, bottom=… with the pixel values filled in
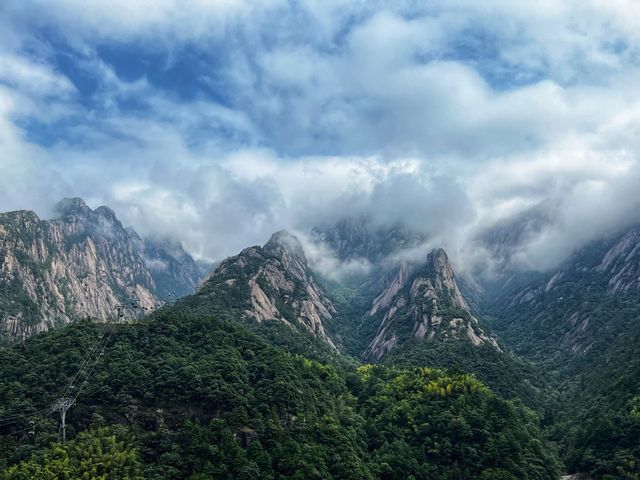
left=3, top=206, right=637, bottom=477
left=0, top=198, right=206, bottom=339
left=193, top=230, right=339, bottom=348
left=363, top=248, right=499, bottom=360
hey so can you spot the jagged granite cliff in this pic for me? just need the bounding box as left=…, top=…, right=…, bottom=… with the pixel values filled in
left=363, top=248, right=499, bottom=360
left=494, top=224, right=640, bottom=358
left=0, top=198, right=204, bottom=339
left=192, top=231, right=338, bottom=348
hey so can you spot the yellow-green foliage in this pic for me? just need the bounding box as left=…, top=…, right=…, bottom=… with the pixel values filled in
left=356, top=365, right=560, bottom=480
left=2, top=427, right=142, bottom=480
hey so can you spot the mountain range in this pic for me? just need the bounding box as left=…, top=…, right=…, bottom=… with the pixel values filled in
left=1, top=201, right=639, bottom=478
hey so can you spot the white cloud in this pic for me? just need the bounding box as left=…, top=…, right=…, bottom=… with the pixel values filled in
left=0, top=54, right=76, bottom=97
left=2, top=0, right=640, bottom=276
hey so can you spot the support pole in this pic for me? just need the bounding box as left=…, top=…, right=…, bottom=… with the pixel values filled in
left=52, top=398, right=75, bottom=443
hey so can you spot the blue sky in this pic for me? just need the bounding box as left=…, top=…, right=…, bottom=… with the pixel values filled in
left=2, top=0, right=640, bottom=272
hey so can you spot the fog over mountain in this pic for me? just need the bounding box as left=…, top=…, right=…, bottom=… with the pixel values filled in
left=3, top=0, right=640, bottom=274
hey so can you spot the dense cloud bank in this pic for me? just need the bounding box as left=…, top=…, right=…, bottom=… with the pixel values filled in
left=1, top=1, right=640, bottom=274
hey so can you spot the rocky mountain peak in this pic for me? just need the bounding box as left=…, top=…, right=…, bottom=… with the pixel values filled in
left=143, top=236, right=207, bottom=300
left=0, top=199, right=205, bottom=339
left=426, top=247, right=448, bottom=267
left=363, top=247, right=498, bottom=360
left=195, top=231, right=338, bottom=348
left=51, top=198, right=127, bottom=244
left=264, top=230, right=307, bottom=279
left=264, top=230, right=305, bottom=256
left=423, top=248, right=469, bottom=310
left=53, top=198, right=122, bottom=227
left=93, top=205, right=119, bottom=224
left=53, top=197, right=92, bottom=218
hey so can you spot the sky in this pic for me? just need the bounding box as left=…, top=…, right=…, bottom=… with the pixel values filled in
left=2, top=0, right=640, bottom=273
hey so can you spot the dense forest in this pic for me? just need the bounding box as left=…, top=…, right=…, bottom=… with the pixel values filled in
left=0, top=312, right=560, bottom=479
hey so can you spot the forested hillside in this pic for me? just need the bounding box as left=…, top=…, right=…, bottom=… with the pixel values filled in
left=485, top=225, right=640, bottom=478
left=0, top=312, right=559, bottom=479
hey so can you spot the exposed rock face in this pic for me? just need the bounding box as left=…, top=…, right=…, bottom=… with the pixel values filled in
left=0, top=198, right=203, bottom=339
left=496, top=224, right=640, bottom=355
left=142, top=235, right=210, bottom=300
left=197, top=231, right=338, bottom=348
left=596, top=228, right=640, bottom=293
left=369, top=262, right=415, bottom=317
left=363, top=248, right=499, bottom=360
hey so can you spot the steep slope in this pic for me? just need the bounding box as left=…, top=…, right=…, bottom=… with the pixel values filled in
left=0, top=213, right=565, bottom=478
left=489, top=224, right=640, bottom=477
left=474, top=204, right=555, bottom=273
left=363, top=248, right=499, bottom=360
left=0, top=199, right=202, bottom=339
left=140, top=235, right=209, bottom=300
left=553, top=320, right=640, bottom=478
left=180, top=231, right=546, bottom=409
left=454, top=204, right=556, bottom=311
left=182, top=230, right=339, bottom=349
left=493, top=224, right=640, bottom=359
left=0, top=313, right=560, bottom=479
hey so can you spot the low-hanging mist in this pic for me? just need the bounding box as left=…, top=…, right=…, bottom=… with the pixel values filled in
left=2, top=0, right=640, bottom=276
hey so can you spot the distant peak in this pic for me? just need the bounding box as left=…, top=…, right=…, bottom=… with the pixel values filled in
left=264, top=230, right=304, bottom=255
left=427, top=247, right=450, bottom=264
left=52, top=198, right=125, bottom=231
left=94, top=205, right=119, bottom=224
left=145, top=236, right=189, bottom=261
left=146, top=235, right=184, bottom=251
left=54, top=197, right=90, bottom=217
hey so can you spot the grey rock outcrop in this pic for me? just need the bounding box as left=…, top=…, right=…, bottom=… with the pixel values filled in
left=0, top=198, right=203, bottom=339
left=495, top=224, right=640, bottom=356
left=363, top=248, right=499, bottom=360
left=197, top=230, right=338, bottom=348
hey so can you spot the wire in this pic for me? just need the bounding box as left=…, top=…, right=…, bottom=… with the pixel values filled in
left=0, top=299, right=149, bottom=439
left=0, top=322, right=111, bottom=428
left=0, top=314, right=119, bottom=434
left=0, top=407, right=53, bottom=428
left=67, top=323, right=115, bottom=402
left=0, top=416, right=53, bottom=440
left=59, top=320, right=112, bottom=400
left=73, top=326, right=116, bottom=400
left=0, top=403, right=51, bottom=419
